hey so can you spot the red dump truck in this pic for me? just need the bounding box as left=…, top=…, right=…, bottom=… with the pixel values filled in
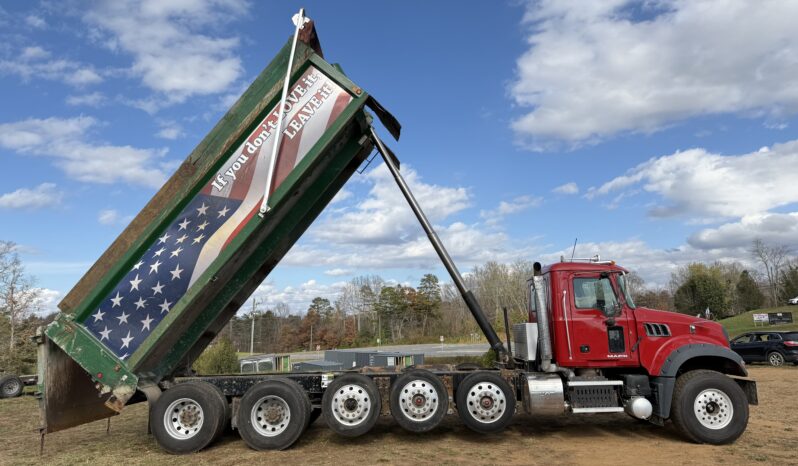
left=37, top=12, right=757, bottom=454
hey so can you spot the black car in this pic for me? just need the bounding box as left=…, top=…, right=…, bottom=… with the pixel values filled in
left=730, top=331, right=798, bottom=366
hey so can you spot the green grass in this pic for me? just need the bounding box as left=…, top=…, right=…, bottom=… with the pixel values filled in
left=718, top=306, right=798, bottom=337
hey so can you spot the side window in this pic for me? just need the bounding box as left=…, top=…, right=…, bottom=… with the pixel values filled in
left=768, top=334, right=782, bottom=341
left=573, top=277, right=618, bottom=310
left=732, top=334, right=751, bottom=344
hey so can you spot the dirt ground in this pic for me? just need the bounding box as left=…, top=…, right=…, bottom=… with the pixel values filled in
left=0, top=366, right=795, bottom=466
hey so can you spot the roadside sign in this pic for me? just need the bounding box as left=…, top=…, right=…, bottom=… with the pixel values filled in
left=752, top=313, right=768, bottom=323
left=768, top=312, right=794, bottom=325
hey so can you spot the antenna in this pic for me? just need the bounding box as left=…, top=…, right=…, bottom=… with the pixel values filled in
left=570, top=237, right=578, bottom=261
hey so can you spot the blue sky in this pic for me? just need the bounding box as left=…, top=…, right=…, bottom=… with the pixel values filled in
left=1, top=1, right=797, bottom=314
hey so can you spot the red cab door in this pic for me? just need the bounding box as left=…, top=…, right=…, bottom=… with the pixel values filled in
left=563, top=273, right=638, bottom=367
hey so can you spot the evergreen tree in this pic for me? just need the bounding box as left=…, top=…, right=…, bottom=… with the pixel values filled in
left=736, top=270, right=764, bottom=312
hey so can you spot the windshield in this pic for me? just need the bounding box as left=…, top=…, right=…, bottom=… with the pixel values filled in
left=617, top=273, right=636, bottom=309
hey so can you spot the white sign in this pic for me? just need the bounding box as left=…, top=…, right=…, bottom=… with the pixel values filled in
left=439, top=335, right=444, bottom=343
left=753, top=313, right=768, bottom=323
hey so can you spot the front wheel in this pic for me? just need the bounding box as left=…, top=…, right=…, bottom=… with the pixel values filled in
left=670, top=370, right=748, bottom=444
left=767, top=352, right=785, bottom=367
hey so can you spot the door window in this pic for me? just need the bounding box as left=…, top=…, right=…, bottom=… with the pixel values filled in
left=731, top=334, right=752, bottom=344
left=573, top=277, right=619, bottom=310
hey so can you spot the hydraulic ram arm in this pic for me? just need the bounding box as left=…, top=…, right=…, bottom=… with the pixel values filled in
left=369, top=127, right=510, bottom=364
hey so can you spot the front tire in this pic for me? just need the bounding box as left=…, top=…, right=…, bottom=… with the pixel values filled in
left=150, top=381, right=227, bottom=454
left=455, top=371, right=515, bottom=434
left=767, top=351, right=785, bottom=367
left=237, top=379, right=311, bottom=450
left=670, top=370, right=748, bottom=444
left=0, top=375, right=23, bottom=398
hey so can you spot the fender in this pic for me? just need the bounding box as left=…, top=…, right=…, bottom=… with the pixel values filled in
left=648, top=343, right=748, bottom=420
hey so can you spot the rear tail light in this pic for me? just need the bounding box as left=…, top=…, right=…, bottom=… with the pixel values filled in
left=783, top=341, right=798, bottom=347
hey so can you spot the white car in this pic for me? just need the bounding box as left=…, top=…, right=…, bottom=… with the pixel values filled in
left=790, top=296, right=798, bottom=305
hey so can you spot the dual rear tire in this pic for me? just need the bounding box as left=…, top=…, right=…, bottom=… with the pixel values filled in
left=150, top=381, right=228, bottom=454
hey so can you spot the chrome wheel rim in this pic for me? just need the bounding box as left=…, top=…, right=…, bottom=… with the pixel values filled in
left=330, top=383, right=371, bottom=426
left=465, top=381, right=506, bottom=424
left=164, top=398, right=204, bottom=440
left=693, top=388, right=733, bottom=430
left=2, top=379, right=20, bottom=396
left=251, top=395, right=291, bottom=437
left=398, top=379, right=439, bottom=422
left=769, top=353, right=784, bottom=366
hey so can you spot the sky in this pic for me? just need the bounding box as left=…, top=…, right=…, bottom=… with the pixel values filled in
left=1, top=0, right=797, bottom=315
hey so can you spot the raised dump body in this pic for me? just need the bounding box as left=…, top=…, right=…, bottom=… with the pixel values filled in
left=37, top=21, right=398, bottom=433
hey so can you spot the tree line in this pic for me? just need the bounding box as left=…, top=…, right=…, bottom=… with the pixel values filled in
left=3, top=236, right=797, bottom=372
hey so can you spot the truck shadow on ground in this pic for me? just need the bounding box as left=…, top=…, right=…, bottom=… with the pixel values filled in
left=211, top=412, right=686, bottom=450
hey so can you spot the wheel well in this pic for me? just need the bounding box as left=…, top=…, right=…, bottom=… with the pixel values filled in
left=676, top=356, right=747, bottom=378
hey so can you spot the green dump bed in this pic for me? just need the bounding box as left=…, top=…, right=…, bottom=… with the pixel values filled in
left=37, top=26, right=397, bottom=433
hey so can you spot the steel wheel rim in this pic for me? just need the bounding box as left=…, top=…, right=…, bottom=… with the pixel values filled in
left=331, top=383, right=371, bottom=427
left=693, top=388, right=733, bottom=430
left=251, top=395, right=291, bottom=437
left=398, top=379, right=439, bottom=422
left=164, top=398, right=204, bottom=440
left=769, top=353, right=784, bottom=366
left=3, top=379, right=20, bottom=396
left=465, top=381, right=506, bottom=424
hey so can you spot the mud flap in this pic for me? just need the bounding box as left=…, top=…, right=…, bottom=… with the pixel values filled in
left=37, top=332, right=118, bottom=434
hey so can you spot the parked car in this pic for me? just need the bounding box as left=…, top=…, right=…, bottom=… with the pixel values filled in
left=789, top=296, right=798, bottom=305
left=729, top=331, right=798, bottom=366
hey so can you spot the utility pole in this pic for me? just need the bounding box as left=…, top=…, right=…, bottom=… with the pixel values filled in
left=309, top=324, right=313, bottom=352
left=249, top=298, right=256, bottom=355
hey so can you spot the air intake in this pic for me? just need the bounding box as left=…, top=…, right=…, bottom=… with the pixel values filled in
left=644, top=323, right=671, bottom=337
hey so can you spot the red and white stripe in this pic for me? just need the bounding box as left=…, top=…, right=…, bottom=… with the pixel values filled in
left=189, top=66, right=353, bottom=285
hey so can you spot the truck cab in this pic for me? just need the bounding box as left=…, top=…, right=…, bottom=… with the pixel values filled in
left=518, top=257, right=757, bottom=444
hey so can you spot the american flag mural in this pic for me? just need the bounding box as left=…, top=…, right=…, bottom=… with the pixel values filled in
left=83, top=66, right=353, bottom=359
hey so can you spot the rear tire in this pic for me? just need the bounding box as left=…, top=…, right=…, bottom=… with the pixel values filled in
left=389, top=369, right=448, bottom=433
left=237, top=379, right=311, bottom=451
left=150, top=381, right=226, bottom=454
left=322, top=374, right=381, bottom=438
left=670, top=370, right=748, bottom=444
left=0, top=375, right=24, bottom=398
left=455, top=371, right=515, bottom=434
left=767, top=351, right=785, bottom=367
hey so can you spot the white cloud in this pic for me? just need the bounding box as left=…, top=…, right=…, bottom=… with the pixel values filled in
left=313, top=164, right=471, bottom=245
left=66, top=92, right=106, bottom=107
left=98, top=209, right=133, bottom=226
left=0, top=183, right=62, bottom=209
left=156, top=121, right=184, bottom=140
left=25, top=15, right=46, bottom=29
left=324, top=268, right=352, bottom=277
left=0, top=116, right=170, bottom=188
left=251, top=279, right=348, bottom=313
left=545, top=238, right=757, bottom=288
left=553, top=182, right=579, bottom=195
left=0, top=46, right=102, bottom=87
left=587, top=139, right=798, bottom=219
left=32, top=288, right=61, bottom=316
left=480, top=195, right=542, bottom=225
left=84, top=0, right=247, bottom=104
left=511, top=1, right=798, bottom=145
left=689, top=213, right=798, bottom=250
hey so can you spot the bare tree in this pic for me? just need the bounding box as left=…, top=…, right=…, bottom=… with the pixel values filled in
left=750, top=239, right=791, bottom=306
left=0, top=241, right=42, bottom=357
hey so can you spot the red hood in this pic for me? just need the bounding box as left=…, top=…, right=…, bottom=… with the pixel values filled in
left=633, top=307, right=730, bottom=347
